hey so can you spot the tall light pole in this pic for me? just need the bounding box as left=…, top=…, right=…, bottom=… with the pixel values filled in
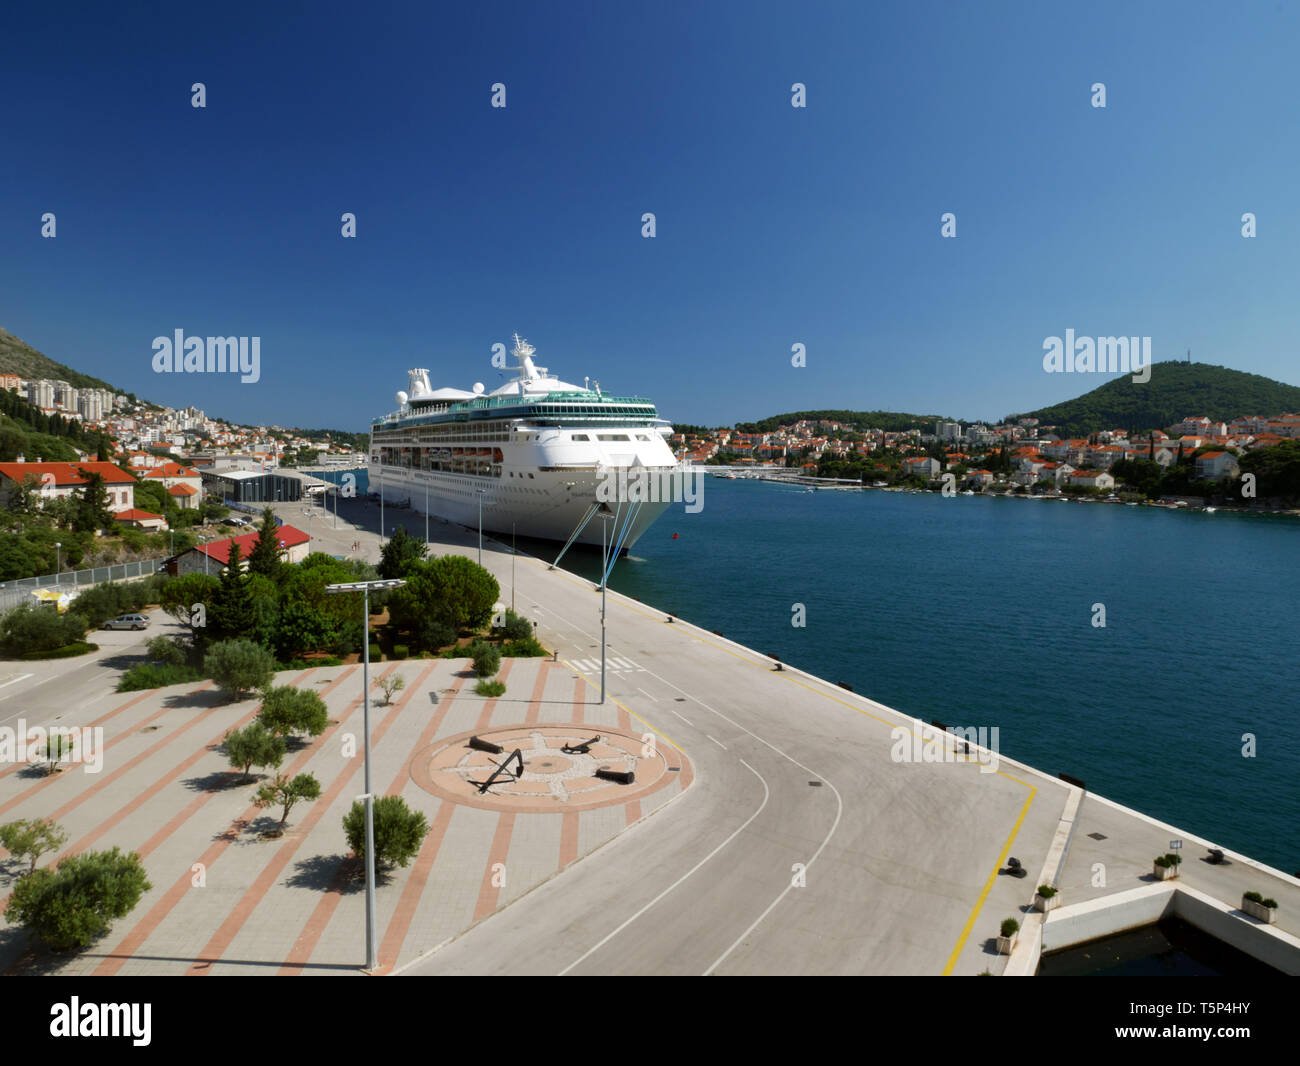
left=425, top=482, right=429, bottom=548
left=597, top=503, right=615, bottom=705
left=379, top=471, right=385, bottom=546
left=323, top=578, right=407, bottom=971
left=55, top=542, right=61, bottom=583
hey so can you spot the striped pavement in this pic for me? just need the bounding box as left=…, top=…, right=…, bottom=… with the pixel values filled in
left=0, top=656, right=691, bottom=975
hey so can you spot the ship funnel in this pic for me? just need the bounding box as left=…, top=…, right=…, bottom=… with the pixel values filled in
left=408, top=368, right=433, bottom=399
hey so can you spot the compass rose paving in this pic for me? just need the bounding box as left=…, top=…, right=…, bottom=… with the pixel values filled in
left=0, top=658, right=691, bottom=976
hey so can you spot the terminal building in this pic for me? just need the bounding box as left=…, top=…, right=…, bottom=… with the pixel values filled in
left=200, top=466, right=333, bottom=505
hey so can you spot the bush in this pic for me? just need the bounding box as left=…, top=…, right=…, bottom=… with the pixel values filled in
left=494, top=609, right=533, bottom=642
left=1262, top=898, right=1279, bottom=909
left=475, top=679, right=506, bottom=697
left=368, top=643, right=382, bottom=661
left=117, top=662, right=204, bottom=691
left=146, top=634, right=187, bottom=665
left=1000, top=918, right=1019, bottom=938
left=4, top=846, right=151, bottom=951
left=1244, top=890, right=1264, bottom=903
left=0, top=603, right=88, bottom=657
left=1164, top=852, right=1182, bottom=867
left=205, top=638, right=276, bottom=701
left=470, top=642, right=500, bottom=679
left=257, top=685, right=329, bottom=739
left=1154, top=855, right=1170, bottom=868
left=413, top=618, right=457, bottom=653
left=501, top=636, right=547, bottom=657
left=342, top=795, right=429, bottom=870
left=20, top=642, right=98, bottom=660
left=375, top=675, right=405, bottom=705
left=1036, top=884, right=1057, bottom=899
left=392, top=644, right=408, bottom=660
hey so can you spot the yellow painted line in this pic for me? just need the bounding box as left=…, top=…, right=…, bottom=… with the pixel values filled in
left=559, top=657, right=687, bottom=755
left=940, top=783, right=1037, bottom=975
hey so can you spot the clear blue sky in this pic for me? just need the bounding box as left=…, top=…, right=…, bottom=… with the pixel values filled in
left=2, top=1, right=1298, bottom=432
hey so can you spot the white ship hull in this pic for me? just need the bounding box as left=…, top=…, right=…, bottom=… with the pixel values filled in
left=370, top=464, right=674, bottom=550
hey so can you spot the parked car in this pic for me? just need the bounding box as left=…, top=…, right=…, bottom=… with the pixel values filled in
left=103, top=614, right=150, bottom=631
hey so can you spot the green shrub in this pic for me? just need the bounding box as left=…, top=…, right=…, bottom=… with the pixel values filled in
left=146, top=634, right=187, bottom=665
left=1165, top=852, right=1182, bottom=866
left=1262, top=898, right=1278, bottom=909
left=1154, top=855, right=1170, bottom=868
left=4, top=846, right=151, bottom=951
left=204, top=638, right=276, bottom=701
left=392, top=644, right=409, bottom=660
left=494, top=609, right=533, bottom=642
left=1036, top=885, right=1057, bottom=899
left=1244, top=890, right=1264, bottom=903
left=501, top=636, right=547, bottom=657
left=343, top=795, right=429, bottom=870
left=20, top=641, right=98, bottom=660
left=1000, top=918, right=1019, bottom=938
left=470, top=642, right=500, bottom=679
left=0, top=603, right=88, bottom=657
left=117, top=662, right=204, bottom=691
left=475, top=679, right=506, bottom=697
left=368, top=643, right=382, bottom=661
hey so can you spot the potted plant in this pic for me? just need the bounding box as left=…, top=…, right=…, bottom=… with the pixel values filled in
left=1034, top=884, right=1060, bottom=912
left=997, top=917, right=1019, bottom=955
left=1153, top=853, right=1182, bottom=881
left=1241, top=891, right=1279, bottom=924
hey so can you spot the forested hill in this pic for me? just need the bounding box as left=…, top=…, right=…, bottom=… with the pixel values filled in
left=733, top=409, right=949, bottom=434
left=1008, top=362, right=1300, bottom=436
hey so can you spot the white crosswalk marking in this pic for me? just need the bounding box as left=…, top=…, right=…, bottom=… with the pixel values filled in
left=569, top=655, right=646, bottom=676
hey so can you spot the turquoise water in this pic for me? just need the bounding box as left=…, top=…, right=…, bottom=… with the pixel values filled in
left=555, top=480, right=1300, bottom=874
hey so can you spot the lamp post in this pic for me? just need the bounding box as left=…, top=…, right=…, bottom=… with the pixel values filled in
left=55, top=542, right=61, bottom=584
left=425, top=482, right=429, bottom=548
left=597, top=503, right=615, bottom=705
left=323, top=578, right=407, bottom=971
left=379, top=473, right=385, bottom=546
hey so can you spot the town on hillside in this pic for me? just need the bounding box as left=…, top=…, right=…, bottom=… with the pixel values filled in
left=670, top=414, right=1300, bottom=503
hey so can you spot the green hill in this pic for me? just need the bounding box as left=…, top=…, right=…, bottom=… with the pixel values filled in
left=734, top=409, right=949, bottom=434
left=0, top=327, right=120, bottom=392
left=1007, top=362, right=1300, bottom=436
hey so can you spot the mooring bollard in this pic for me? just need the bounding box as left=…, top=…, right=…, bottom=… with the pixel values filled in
left=469, top=735, right=504, bottom=754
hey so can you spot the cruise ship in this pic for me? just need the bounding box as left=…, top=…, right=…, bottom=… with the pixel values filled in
left=368, top=335, right=681, bottom=550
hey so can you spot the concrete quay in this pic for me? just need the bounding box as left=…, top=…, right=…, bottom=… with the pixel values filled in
left=305, top=495, right=1300, bottom=976
left=0, top=492, right=1293, bottom=976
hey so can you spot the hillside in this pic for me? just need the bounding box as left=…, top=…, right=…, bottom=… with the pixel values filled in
left=734, top=409, right=950, bottom=435
left=1007, top=362, right=1300, bottom=436
left=0, top=327, right=120, bottom=392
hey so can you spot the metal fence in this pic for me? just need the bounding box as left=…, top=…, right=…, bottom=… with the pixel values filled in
left=0, top=557, right=167, bottom=611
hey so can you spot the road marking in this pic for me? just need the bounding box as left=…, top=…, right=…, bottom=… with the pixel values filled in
left=0, top=674, right=33, bottom=690
left=940, top=784, right=1036, bottom=975
left=636, top=686, right=657, bottom=701
left=670, top=709, right=693, bottom=726
left=558, top=759, right=770, bottom=976
left=706, top=734, right=727, bottom=750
